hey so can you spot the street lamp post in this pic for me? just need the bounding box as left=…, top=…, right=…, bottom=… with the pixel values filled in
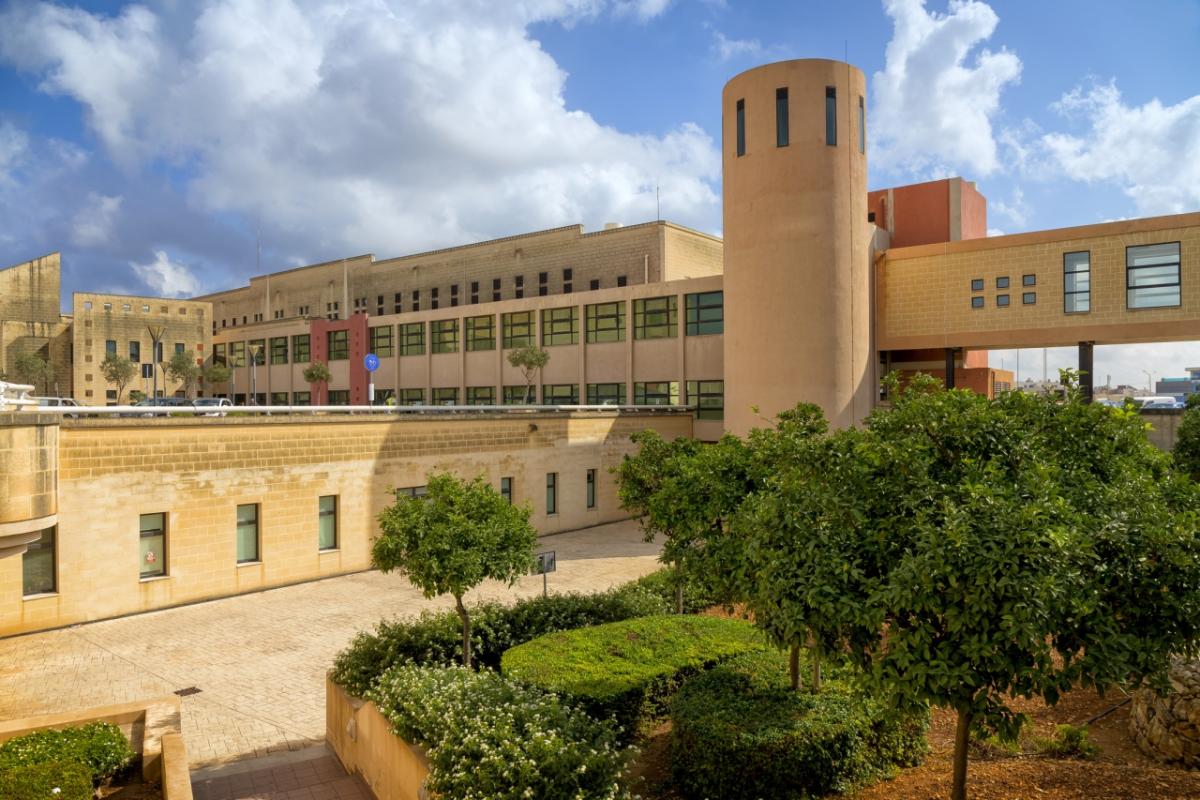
left=147, top=324, right=166, bottom=399
left=248, top=343, right=263, bottom=405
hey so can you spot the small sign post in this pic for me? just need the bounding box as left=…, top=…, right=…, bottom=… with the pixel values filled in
left=364, top=353, right=379, bottom=404
left=535, top=550, right=556, bottom=598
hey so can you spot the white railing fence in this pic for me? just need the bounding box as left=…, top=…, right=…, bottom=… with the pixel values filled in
left=0, top=381, right=37, bottom=411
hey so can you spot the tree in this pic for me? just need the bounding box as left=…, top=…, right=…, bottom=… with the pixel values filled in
left=1173, top=392, right=1200, bottom=480
left=506, top=346, right=549, bottom=403
left=13, top=352, right=53, bottom=394
left=165, top=350, right=201, bottom=398
left=202, top=361, right=231, bottom=387
left=100, top=353, right=138, bottom=404
left=372, top=472, right=537, bottom=668
left=303, top=361, right=332, bottom=405
left=129, top=390, right=146, bottom=403
left=851, top=373, right=1200, bottom=800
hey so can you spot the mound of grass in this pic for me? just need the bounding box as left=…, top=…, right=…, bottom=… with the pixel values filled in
left=0, top=722, right=136, bottom=784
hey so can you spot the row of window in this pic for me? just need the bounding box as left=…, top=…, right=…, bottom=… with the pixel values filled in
left=102, top=340, right=188, bottom=362
left=402, top=470, right=598, bottom=519
left=82, top=301, right=198, bottom=316
left=966, top=243, right=1182, bottom=313
left=735, top=86, right=865, bottom=156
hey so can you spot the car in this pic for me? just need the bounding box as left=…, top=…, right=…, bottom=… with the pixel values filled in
left=131, top=396, right=193, bottom=417
left=32, top=396, right=80, bottom=418
left=1142, top=400, right=1181, bottom=410
left=193, top=397, right=233, bottom=417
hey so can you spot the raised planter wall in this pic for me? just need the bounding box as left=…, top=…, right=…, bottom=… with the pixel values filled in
left=326, top=675, right=430, bottom=800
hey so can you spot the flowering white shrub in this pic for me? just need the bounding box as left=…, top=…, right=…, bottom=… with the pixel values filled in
left=369, top=665, right=633, bottom=800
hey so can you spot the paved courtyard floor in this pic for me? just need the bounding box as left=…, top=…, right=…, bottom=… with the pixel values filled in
left=0, top=520, right=661, bottom=771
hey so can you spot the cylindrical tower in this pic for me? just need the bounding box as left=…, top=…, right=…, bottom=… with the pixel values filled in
left=722, top=59, right=871, bottom=435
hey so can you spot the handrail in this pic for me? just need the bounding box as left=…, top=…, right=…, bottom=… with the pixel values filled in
left=26, top=403, right=697, bottom=417
left=0, top=380, right=37, bottom=411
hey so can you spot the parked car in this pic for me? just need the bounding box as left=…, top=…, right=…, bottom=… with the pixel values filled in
left=32, top=396, right=80, bottom=418
left=193, top=397, right=233, bottom=417
left=1142, top=400, right=1181, bottom=410
left=131, top=396, right=193, bottom=417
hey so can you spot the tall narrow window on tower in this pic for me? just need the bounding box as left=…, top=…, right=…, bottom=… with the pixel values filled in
left=735, top=98, right=745, bottom=157
left=825, top=87, right=837, bottom=146
left=775, top=88, right=788, bottom=147
left=858, top=96, right=865, bottom=154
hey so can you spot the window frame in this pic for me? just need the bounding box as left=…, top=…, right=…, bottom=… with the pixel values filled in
left=22, top=525, right=56, bottom=597
left=432, top=387, right=458, bottom=405
left=633, top=381, right=680, bottom=406
left=1063, top=250, right=1092, bottom=314
left=1126, top=242, right=1181, bottom=310
left=270, top=336, right=288, bottom=365
left=466, top=386, right=496, bottom=405
left=775, top=87, right=788, bottom=147
left=502, top=311, right=536, bottom=349
left=400, top=388, right=425, bottom=406
left=685, top=291, right=724, bottom=336
left=431, top=319, right=459, bottom=354
left=327, top=330, right=349, bottom=360
left=400, top=322, right=425, bottom=356
left=634, top=296, right=678, bottom=339
left=466, top=315, right=496, bottom=352
left=825, top=86, right=837, bottom=146
left=586, top=468, right=596, bottom=509
left=370, top=325, right=395, bottom=357
left=546, top=472, right=558, bottom=515
left=318, top=495, right=338, bottom=551
left=500, top=477, right=513, bottom=504
left=686, top=380, right=725, bottom=421
left=735, top=98, right=745, bottom=157
left=236, top=503, right=260, bottom=564
left=292, top=334, right=311, bottom=363
left=139, top=512, right=168, bottom=579
left=541, top=383, right=579, bottom=405
left=541, top=307, right=579, bottom=347
left=585, top=301, right=625, bottom=343
left=586, top=383, right=624, bottom=405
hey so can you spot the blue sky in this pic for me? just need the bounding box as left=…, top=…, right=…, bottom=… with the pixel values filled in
left=1, top=0, right=1199, bottom=386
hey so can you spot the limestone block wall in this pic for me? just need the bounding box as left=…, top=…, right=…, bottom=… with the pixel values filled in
left=0, top=410, right=691, bottom=636
left=0, top=415, right=57, bottom=565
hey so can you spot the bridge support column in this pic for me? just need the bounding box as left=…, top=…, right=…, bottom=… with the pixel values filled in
left=1078, top=341, right=1094, bottom=403
left=944, top=348, right=958, bottom=390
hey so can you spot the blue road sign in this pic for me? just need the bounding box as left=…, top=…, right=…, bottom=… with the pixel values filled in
left=364, top=353, right=380, bottom=372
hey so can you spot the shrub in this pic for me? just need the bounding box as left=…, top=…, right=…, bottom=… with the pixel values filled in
left=331, top=577, right=671, bottom=696
left=0, top=762, right=93, bottom=800
left=501, top=615, right=766, bottom=738
left=0, top=722, right=136, bottom=784
left=1033, top=724, right=1099, bottom=760
left=628, top=567, right=726, bottom=614
left=369, top=665, right=631, bottom=800
left=669, top=650, right=928, bottom=800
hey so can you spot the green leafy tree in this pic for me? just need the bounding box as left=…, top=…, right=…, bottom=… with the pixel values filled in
left=129, top=390, right=146, bottom=403
left=506, top=346, right=549, bottom=403
left=303, top=361, right=332, bottom=405
left=13, top=352, right=53, bottom=394
left=100, top=353, right=138, bottom=404
left=852, top=373, right=1200, bottom=800
left=165, top=350, right=201, bottom=398
left=1173, top=392, right=1200, bottom=480
left=372, top=472, right=537, bottom=668
left=202, top=360, right=231, bottom=387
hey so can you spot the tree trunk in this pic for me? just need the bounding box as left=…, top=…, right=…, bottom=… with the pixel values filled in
left=952, top=707, right=972, bottom=800
left=674, top=561, right=684, bottom=614
left=810, top=647, right=822, bottom=693
left=455, top=594, right=472, bottom=670
left=789, top=643, right=801, bottom=691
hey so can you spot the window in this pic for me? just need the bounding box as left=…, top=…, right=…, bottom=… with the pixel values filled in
left=270, top=337, right=288, bottom=364
left=776, top=88, right=788, bottom=147
left=686, top=380, right=724, bottom=420
left=328, top=330, right=349, bottom=360
left=542, top=384, right=579, bottom=405
left=397, top=486, right=428, bottom=500
left=293, top=391, right=311, bottom=405
left=292, top=334, right=310, bottom=363
left=123, top=303, right=131, bottom=312
left=412, top=290, right=420, bottom=312
left=586, top=469, right=596, bottom=509
left=270, top=392, right=288, bottom=405
left=1023, top=274, right=1037, bottom=287
left=470, top=281, right=479, bottom=304
left=586, top=301, right=625, bottom=343
left=502, top=311, right=535, bottom=348
left=500, top=477, right=513, bottom=504
left=23, top=526, right=55, bottom=596
left=634, top=381, right=679, bottom=405
left=400, top=388, right=424, bottom=405
left=971, top=278, right=984, bottom=291
left=394, top=293, right=402, bottom=314
left=825, top=87, right=837, bottom=146
left=971, top=296, right=985, bottom=309
left=213, top=343, right=227, bottom=366
left=376, top=388, right=396, bottom=405
left=431, top=319, right=459, bottom=353
left=564, top=268, right=573, bottom=293
left=685, top=291, right=723, bottom=335
left=319, top=496, right=338, bottom=551
left=546, top=473, right=558, bottom=515
left=466, top=386, right=496, bottom=405
left=400, top=322, right=425, bottom=355
left=450, top=285, right=459, bottom=307
left=735, top=98, right=745, bottom=157
left=1064, top=251, right=1091, bottom=313
left=587, top=383, right=624, bottom=405
left=997, top=294, right=1010, bottom=307
left=996, top=276, right=1010, bottom=289
left=504, top=385, right=532, bottom=404
left=84, top=301, right=93, bottom=310
left=141, top=363, right=154, bottom=379
left=328, top=390, right=350, bottom=405
left=370, top=325, right=394, bottom=357
left=466, top=315, right=496, bottom=351
left=590, top=279, right=600, bottom=291
left=541, top=307, right=579, bottom=346
left=106, top=339, right=117, bottom=355
left=1127, top=242, right=1181, bottom=309
left=175, top=342, right=185, bottom=355
left=538, top=272, right=548, bottom=296
left=139, top=512, right=167, bottom=578
left=236, top=504, right=259, bottom=563
left=617, top=275, right=627, bottom=287
left=858, top=95, right=865, bottom=154
left=433, top=387, right=458, bottom=405
left=103, top=302, right=112, bottom=311
left=130, top=340, right=141, bottom=362
left=249, top=339, right=266, bottom=365
left=1023, top=292, right=1037, bottom=305
left=431, top=287, right=439, bottom=310
left=634, top=296, right=677, bottom=339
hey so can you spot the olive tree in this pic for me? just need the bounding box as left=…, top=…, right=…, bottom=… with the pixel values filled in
left=165, top=350, right=201, bottom=398
left=100, top=353, right=137, bottom=404
left=13, top=352, right=53, bottom=394
left=506, top=346, right=549, bottom=404
left=202, top=360, right=231, bottom=387
left=303, top=361, right=332, bottom=405
left=372, top=472, right=537, bottom=669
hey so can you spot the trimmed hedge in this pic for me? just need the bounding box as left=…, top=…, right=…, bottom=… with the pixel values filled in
left=369, top=665, right=631, bottom=800
left=669, top=650, right=928, bottom=799
left=0, top=722, right=136, bottom=784
left=331, top=572, right=679, bottom=696
left=0, top=761, right=94, bottom=800
left=501, top=615, right=766, bottom=738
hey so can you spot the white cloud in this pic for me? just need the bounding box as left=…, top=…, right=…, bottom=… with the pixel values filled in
left=872, top=0, right=1021, bottom=178
left=70, top=193, right=122, bottom=247
left=0, top=121, right=29, bottom=185
left=131, top=250, right=201, bottom=297
left=0, top=0, right=719, bottom=270
left=991, top=185, right=1029, bottom=228
left=711, top=31, right=762, bottom=61
left=613, top=0, right=672, bottom=22
left=986, top=227, right=1004, bottom=237
left=1042, top=80, right=1200, bottom=216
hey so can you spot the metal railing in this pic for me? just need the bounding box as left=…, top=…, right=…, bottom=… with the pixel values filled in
left=0, top=381, right=37, bottom=411
left=24, top=402, right=696, bottom=418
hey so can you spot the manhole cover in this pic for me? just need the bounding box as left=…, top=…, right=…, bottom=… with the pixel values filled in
left=173, top=687, right=202, bottom=697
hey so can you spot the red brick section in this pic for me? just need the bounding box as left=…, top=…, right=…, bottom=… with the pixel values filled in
left=309, top=314, right=370, bottom=404
left=867, top=178, right=989, bottom=248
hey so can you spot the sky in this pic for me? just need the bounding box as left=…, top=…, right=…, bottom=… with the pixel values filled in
left=1, top=0, right=1199, bottom=388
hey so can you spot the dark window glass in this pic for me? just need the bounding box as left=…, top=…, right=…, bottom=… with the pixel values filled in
left=236, top=503, right=259, bottom=563
left=466, top=315, right=496, bottom=351
left=466, top=386, right=496, bottom=405
left=996, top=276, right=1010, bottom=289
left=432, top=387, right=458, bottom=405
left=971, top=278, right=984, bottom=291
left=587, top=383, right=623, bottom=405
left=1064, top=251, right=1091, bottom=313
left=431, top=319, right=459, bottom=353
left=564, top=283, right=572, bottom=294
left=686, top=380, right=724, bottom=421
left=617, top=275, right=627, bottom=287
left=1023, top=274, right=1037, bottom=286
left=370, top=325, right=394, bottom=357
left=735, top=98, right=745, bottom=156
left=1127, top=242, right=1181, bottom=309
left=516, top=276, right=524, bottom=287
left=270, top=392, right=288, bottom=405
left=997, top=294, right=1010, bottom=307
left=327, top=330, right=349, bottom=360
left=634, top=381, right=679, bottom=405
left=586, top=301, right=625, bottom=343
left=412, top=290, right=420, bottom=312
left=825, top=87, right=837, bottom=146
left=130, top=340, right=141, bottom=362
left=292, top=335, right=310, bottom=363
left=504, top=385, right=532, bottom=404
left=541, top=307, right=579, bottom=346
left=249, top=339, right=265, bottom=366
left=502, top=311, right=536, bottom=349
left=971, top=296, right=984, bottom=309
left=587, top=468, right=597, bottom=509
left=140, top=513, right=167, bottom=578
left=539, top=272, right=548, bottom=284
left=106, top=339, right=117, bottom=355
left=685, top=291, right=723, bottom=335
left=1023, top=292, right=1037, bottom=305
left=590, top=279, right=600, bottom=290
left=494, top=278, right=502, bottom=290
left=270, top=336, right=288, bottom=364
left=776, top=88, right=788, bottom=147
left=546, top=473, right=558, bottom=515
left=400, top=322, right=425, bottom=355
left=500, top=477, right=513, bottom=504
left=22, top=526, right=55, bottom=596
left=319, top=496, right=338, bottom=550
left=293, top=391, right=311, bottom=406
left=328, top=390, right=350, bottom=405
left=400, top=388, right=424, bottom=405
left=542, top=383, right=579, bottom=405
left=229, top=341, right=246, bottom=367
left=563, top=268, right=573, bottom=281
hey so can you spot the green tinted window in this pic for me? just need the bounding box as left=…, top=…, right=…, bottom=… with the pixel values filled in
left=400, top=322, right=425, bottom=356
left=634, top=296, right=677, bottom=339
left=686, top=380, right=724, bottom=420
left=541, top=307, right=578, bottom=346
left=685, top=291, right=723, bottom=336
left=502, top=311, right=535, bottom=349
left=585, top=302, right=625, bottom=343
left=466, top=315, right=496, bottom=351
